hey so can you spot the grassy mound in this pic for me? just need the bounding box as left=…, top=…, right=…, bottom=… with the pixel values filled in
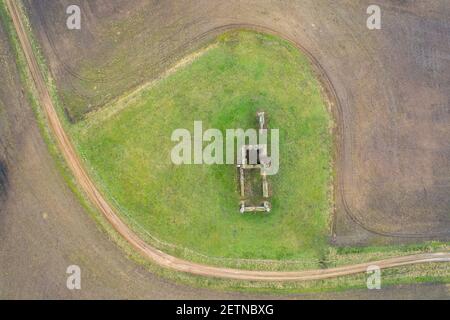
left=71, top=30, right=333, bottom=262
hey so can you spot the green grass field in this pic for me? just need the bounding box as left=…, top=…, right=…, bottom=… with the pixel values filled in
left=71, top=30, right=333, bottom=262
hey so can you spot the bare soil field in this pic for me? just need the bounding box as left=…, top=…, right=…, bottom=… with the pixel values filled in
left=22, top=0, right=450, bottom=244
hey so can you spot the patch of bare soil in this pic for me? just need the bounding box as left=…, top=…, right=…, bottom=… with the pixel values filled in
left=0, top=160, right=7, bottom=202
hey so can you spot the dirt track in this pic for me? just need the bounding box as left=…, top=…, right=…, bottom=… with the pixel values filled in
left=4, top=0, right=450, bottom=283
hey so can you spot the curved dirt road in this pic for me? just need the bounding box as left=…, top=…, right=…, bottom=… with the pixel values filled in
left=6, top=0, right=450, bottom=282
